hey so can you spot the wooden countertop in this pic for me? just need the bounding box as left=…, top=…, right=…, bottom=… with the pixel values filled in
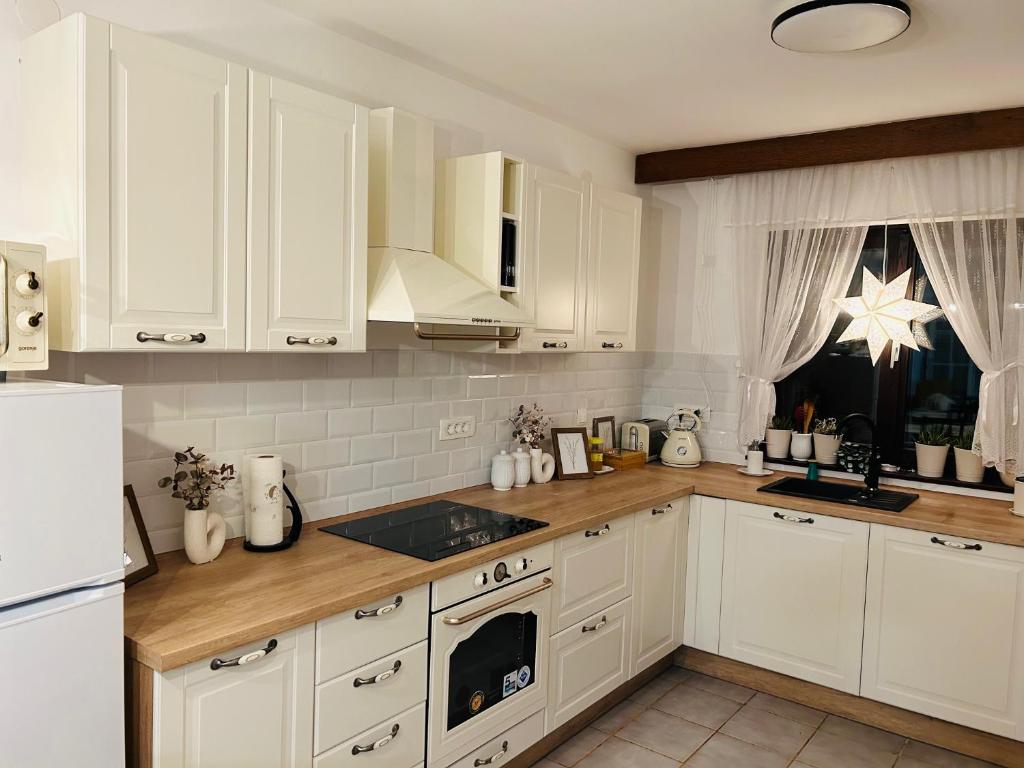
left=125, top=461, right=1024, bottom=673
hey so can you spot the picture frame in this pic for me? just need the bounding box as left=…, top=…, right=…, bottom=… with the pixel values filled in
left=592, top=416, right=617, bottom=450
left=550, top=427, right=594, bottom=480
left=123, top=485, right=158, bottom=587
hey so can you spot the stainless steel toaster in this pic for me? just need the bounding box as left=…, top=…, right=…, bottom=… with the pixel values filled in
left=620, top=419, right=668, bottom=462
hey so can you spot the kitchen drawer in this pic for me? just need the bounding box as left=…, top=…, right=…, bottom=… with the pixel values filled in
left=315, top=640, right=427, bottom=755
left=313, top=702, right=425, bottom=768
left=317, top=584, right=428, bottom=684
left=547, top=598, right=632, bottom=731
left=552, top=518, right=634, bottom=633
left=444, top=709, right=545, bottom=768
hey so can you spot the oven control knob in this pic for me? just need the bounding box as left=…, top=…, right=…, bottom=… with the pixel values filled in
left=15, top=271, right=40, bottom=297
left=473, top=572, right=488, bottom=588
left=493, top=562, right=510, bottom=583
left=513, top=558, right=529, bottom=574
left=15, top=310, right=44, bottom=334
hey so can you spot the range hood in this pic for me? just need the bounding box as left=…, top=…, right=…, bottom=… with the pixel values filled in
left=366, top=108, right=532, bottom=328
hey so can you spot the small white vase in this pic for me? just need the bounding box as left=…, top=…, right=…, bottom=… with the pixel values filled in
left=953, top=447, right=984, bottom=483
left=530, top=447, right=555, bottom=484
left=915, top=443, right=950, bottom=478
left=183, top=506, right=226, bottom=565
left=790, top=432, right=813, bottom=461
left=745, top=449, right=764, bottom=474
left=513, top=447, right=531, bottom=487
left=764, top=428, right=792, bottom=459
left=491, top=450, right=515, bottom=491
left=812, top=433, right=841, bottom=465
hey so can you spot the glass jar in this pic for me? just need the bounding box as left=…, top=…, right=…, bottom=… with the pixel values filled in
left=589, top=436, right=604, bottom=473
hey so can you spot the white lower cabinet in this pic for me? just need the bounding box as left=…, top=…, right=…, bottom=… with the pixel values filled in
left=547, top=598, right=633, bottom=731
left=631, top=498, right=688, bottom=676
left=444, top=710, right=545, bottom=768
left=862, top=524, right=1024, bottom=738
left=314, top=702, right=425, bottom=768
left=719, top=500, right=869, bottom=694
left=552, top=518, right=634, bottom=633
left=682, top=495, right=726, bottom=654
left=153, top=625, right=315, bottom=768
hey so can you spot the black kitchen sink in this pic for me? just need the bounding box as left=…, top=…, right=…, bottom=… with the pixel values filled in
left=758, top=477, right=918, bottom=513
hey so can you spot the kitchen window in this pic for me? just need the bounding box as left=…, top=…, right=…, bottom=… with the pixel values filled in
left=775, top=223, right=999, bottom=488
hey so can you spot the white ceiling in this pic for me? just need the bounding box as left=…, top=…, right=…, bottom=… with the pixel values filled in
left=270, top=0, right=1024, bottom=153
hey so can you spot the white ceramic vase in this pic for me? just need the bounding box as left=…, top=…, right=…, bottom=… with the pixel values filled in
left=915, top=443, right=950, bottom=478
left=812, top=433, right=841, bottom=465
left=183, top=505, right=226, bottom=565
left=491, top=450, right=515, bottom=491
left=530, top=447, right=555, bottom=484
left=745, top=449, right=764, bottom=474
left=764, top=428, right=792, bottom=459
left=953, top=447, right=984, bottom=483
left=513, top=447, right=532, bottom=488
left=790, top=432, right=813, bottom=461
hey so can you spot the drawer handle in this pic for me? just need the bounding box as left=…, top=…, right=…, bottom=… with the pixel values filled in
left=286, top=335, right=337, bottom=346
left=210, top=639, right=278, bottom=670
left=542, top=341, right=568, bottom=349
left=652, top=503, right=673, bottom=515
left=931, top=536, right=982, bottom=551
left=136, top=331, right=206, bottom=344
left=773, top=511, right=814, bottom=525
left=582, top=615, right=607, bottom=633
left=353, top=659, right=402, bottom=687
left=355, top=595, right=403, bottom=620
left=443, top=578, right=553, bottom=626
left=474, top=740, right=509, bottom=766
left=601, top=342, right=623, bottom=349
left=585, top=525, right=610, bottom=537
left=351, top=723, right=399, bottom=755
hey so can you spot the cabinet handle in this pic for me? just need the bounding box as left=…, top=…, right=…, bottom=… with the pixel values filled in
left=136, top=331, right=206, bottom=344
left=351, top=723, right=399, bottom=755
left=474, top=740, right=509, bottom=766
left=210, top=638, right=278, bottom=670
left=353, top=659, right=402, bottom=687
left=582, top=615, right=607, bottom=633
left=601, top=342, right=623, bottom=349
left=652, top=503, right=673, bottom=515
left=286, top=335, right=337, bottom=346
left=354, top=595, right=403, bottom=620
left=585, top=524, right=611, bottom=537
left=772, top=511, right=814, bottom=525
left=542, top=341, right=568, bottom=349
left=931, top=536, right=982, bottom=551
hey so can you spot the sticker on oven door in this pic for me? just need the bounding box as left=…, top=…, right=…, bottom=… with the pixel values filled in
left=502, top=671, right=517, bottom=698
left=470, top=690, right=486, bottom=713
left=517, top=666, right=532, bottom=688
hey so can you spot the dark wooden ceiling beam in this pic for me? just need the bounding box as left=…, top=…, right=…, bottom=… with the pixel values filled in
left=635, top=106, right=1024, bottom=184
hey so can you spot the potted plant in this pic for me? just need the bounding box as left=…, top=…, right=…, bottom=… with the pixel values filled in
left=915, top=427, right=951, bottom=479
left=510, top=403, right=555, bottom=484
left=812, top=417, right=841, bottom=466
left=953, top=429, right=984, bottom=483
left=158, top=447, right=236, bottom=564
left=745, top=439, right=765, bottom=474
left=764, top=415, right=794, bottom=459
left=790, top=399, right=816, bottom=461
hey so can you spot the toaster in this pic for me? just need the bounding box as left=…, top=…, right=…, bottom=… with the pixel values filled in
left=620, top=419, right=668, bottom=462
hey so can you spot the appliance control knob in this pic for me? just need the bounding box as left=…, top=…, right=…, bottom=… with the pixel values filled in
left=15, top=310, right=44, bottom=333
left=513, top=558, right=529, bottom=574
left=15, top=271, right=40, bottom=297
left=473, top=572, right=489, bottom=588
left=493, top=562, right=510, bottom=583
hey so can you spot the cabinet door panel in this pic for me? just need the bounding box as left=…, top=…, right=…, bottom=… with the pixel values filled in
left=107, top=26, right=246, bottom=350
left=552, top=518, right=633, bottom=633
left=862, top=525, right=1024, bottom=738
left=719, top=500, right=868, bottom=693
left=249, top=73, right=367, bottom=351
left=683, top=496, right=726, bottom=654
left=585, top=186, right=641, bottom=351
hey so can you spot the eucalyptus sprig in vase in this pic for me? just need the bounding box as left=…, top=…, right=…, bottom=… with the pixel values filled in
left=158, top=447, right=236, bottom=564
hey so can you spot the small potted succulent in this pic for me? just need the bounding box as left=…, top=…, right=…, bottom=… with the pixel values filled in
left=812, top=417, right=841, bottom=466
left=952, top=429, right=983, bottom=483
left=509, top=403, right=555, bottom=484
left=764, top=414, right=794, bottom=459
left=790, top=399, right=816, bottom=461
left=158, top=447, right=236, bottom=564
left=914, top=426, right=951, bottom=479
left=745, top=439, right=765, bottom=475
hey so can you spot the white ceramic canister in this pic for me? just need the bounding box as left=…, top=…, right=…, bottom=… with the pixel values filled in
left=513, top=447, right=532, bottom=487
left=491, top=450, right=515, bottom=491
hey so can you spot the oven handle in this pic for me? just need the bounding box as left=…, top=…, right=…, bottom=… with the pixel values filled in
left=441, top=577, right=553, bottom=626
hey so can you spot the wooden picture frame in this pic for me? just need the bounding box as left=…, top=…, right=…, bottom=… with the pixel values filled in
left=550, top=427, right=593, bottom=480
left=592, top=416, right=617, bottom=450
left=123, top=485, right=158, bottom=587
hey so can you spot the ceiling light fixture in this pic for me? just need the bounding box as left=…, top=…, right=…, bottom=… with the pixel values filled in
left=771, top=0, right=912, bottom=53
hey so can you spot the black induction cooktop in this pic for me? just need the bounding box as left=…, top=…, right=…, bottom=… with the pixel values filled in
left=319, top=499, right=548, bottom=561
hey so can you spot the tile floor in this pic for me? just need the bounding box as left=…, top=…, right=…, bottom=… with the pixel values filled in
left=537, top=667, right=999, bottom=768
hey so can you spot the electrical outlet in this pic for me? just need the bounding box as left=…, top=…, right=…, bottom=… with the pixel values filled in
left=576, top=407, right=588, bottom=425
left=673, top=403, right=711, bottom=423
left=440, top=416, right=476, bottom=441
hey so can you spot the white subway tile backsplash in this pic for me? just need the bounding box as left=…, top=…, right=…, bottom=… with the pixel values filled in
left=247, top=381, right=303, bottom=414
left=302, top=496, right=349, bottom=522
left=123, top=384, right=183, bottom=424
left=184, top=383, right=245, bottom=419
left=277, top=411, right=328, bottom=444
left=449, top=446, right=481, bottom=474
left=350, top=489, right=393, bottom=514
left=394, top=429, right=434, bottom=458
left=372, top=350, right=414, bottom=377
left=351, top=434, right=394, bottom=464
left=373, top=458, right=415, bottom=488
left=153, top=353, right=219, bottom=383
left=467, top=375, right=499, bottom=399
left=497, top=375, right=526, bottom=396
left=302, top=438, right=351, bottom=471
left=216, top=415, right=275, bottom=450
left=329, top=407, right=373, bottom=437
left=414, top=402, right=450, bottom=429
left=449, top=399, right=483, bottom=422
left=414, top=451, right=449, bottom=480
left=327, top=464, right=374, bottom=496
left=432, top=376, right=466, bottom=401
left=351, top=377, right=394, bottom=406
left=326, top=353, right=374, bottom=379
left=413, top=350, right=452, bottom=376
left=373, top=404, right=414, bottom=433
left=303, top=379, right=351, bottom=411
left=392, top=481, right=432, bottom=503
left=289, top=471, right=326, bottom=503
left=148, top=419, right=218, bottom=458
left=430, top=474, right=464, bottom=494
left=394, top=377, right=432, bottom=403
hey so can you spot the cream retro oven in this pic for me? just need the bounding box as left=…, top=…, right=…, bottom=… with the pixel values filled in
left=0, top=241, right=47, bottom=373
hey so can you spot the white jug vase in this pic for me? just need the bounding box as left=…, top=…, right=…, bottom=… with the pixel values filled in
left=183, top=505, right=226, bottom=565
left=530, top=447, right=555, bottom=484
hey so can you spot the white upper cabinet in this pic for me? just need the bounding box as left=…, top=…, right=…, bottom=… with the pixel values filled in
left=247, top=73, right=367, bottom=352
left=862, top=525, right=1024, bottom=739
left=585, top=185, right=641, bottom=351
left=23, top=15, right=248, bottom=351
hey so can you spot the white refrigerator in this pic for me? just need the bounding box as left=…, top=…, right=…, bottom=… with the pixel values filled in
left=0, top=381, right=125, bottom=767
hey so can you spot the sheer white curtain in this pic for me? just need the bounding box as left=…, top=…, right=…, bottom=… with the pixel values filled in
left=732, top=164, right=881, bottom=449
left=896, top=149, right=1024, bottom=473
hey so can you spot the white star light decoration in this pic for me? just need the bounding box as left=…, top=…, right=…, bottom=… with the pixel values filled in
left=833, top=268, right=941, bottom=366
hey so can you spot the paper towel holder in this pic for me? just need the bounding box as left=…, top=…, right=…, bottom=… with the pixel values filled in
left=244, top=472, right=303, bottom=553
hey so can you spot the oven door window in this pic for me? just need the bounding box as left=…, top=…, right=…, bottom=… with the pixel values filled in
left=447, top=610, right=538, bottom=731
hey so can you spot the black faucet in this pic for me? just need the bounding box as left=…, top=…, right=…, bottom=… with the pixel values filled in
left=838, top=413, right=882, bottom=493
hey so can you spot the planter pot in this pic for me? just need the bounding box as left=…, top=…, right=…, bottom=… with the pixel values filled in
left=765, top=428, right=792, bottom=459
left=812, top=433, right=841, bottom=465
left=745, top=449, right=764, bottom=474
left=530, top=447, right=555, bottom=484
left=183, top=506, right=226, bottom=565
left=953, top=447, right=984, bottom=483
left=790, top=432, right=813, bottom=461
left=915, top=443, right=950, bottom=479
